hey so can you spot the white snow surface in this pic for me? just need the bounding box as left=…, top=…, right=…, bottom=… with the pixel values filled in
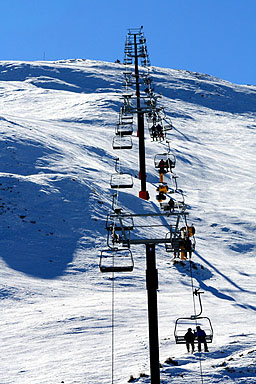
left=0, top=59, right=255, bottom=384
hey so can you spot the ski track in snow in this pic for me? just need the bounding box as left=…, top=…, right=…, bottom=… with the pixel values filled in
left=0, top=59, right=255, bottom=383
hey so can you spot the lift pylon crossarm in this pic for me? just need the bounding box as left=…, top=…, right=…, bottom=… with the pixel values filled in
left=106, top=214, right=134, bottom=232
left=122, top=237, right=173, bottom=246
left=108, top=211, right=188, bottom=220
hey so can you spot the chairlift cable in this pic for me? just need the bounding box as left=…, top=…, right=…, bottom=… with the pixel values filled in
left=111, top=267, right=115, bottom=384
left=189, top=256, right=204, bottom=384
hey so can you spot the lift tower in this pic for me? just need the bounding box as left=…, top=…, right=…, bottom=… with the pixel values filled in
left=125, top=28, right=149, bottom=200
left=123, top=28, right=159, bottom=383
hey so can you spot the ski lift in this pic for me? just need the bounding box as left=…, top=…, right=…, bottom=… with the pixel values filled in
left=99, top=248, right=134, bottom=273
left=154, top=153, right=176, bottom=173
left=120, top=111, right=133, bottom=118
left=122, top=71, right=132, bottom=76
left=167, top=189, right=186, bottom=208
left=110, top=158, right=133, bottom=189
left=156, top=192, right=167, bottom=202
left=161, top=200, right=186, bottom=211
left=112, top=136, right=133, bottom=150
left=124, top=58, right=133, bottom=65
left=156, top=183, right=169, bottom=202
left=165, top=221, right=195, bottom=257
left=105, top=208, right=132, bottom=250
left=146, top=111, right=160, bottom=124
left=156, top=183, right=168, bottom=194
left=160, top=198, right=175, bottom=212
left=165, top=231, right=195, bottom=257
left=174, top=290, right=213, bottom=344
left=110, top=173, right=133, bottom=189
left=174, top=317, right=213, bottom=344
left=149, top=123, right=164, bottom=141
left=115, top=123, right=133, bottom=136
left=120, top=115, right=133, bottom=125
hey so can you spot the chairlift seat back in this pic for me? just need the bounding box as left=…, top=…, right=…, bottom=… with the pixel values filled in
left=99, top=248, right=134, bottom=273
left=110, top=173, right=133, bottom=189
left=116, top=123, right=133, bottom=136
left=112, top=136, right=133, bottom=150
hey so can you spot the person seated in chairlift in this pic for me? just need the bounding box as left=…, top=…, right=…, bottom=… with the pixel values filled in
left=182, top=234, right=192, bottom=251
left=156, top=123, right=164, bottom=140
left=184, top=328, right=195, bottom=353
left=156, top=192, right=166, bottom=201
left=194, top=326, right=209, bottom=352
left=167, top=198, right=175, bottom=211
left=179, top=228, right=193, bottom=258
left=151, top=125, right=158, bottom=141
left=158, top=159, right=166, bottom=174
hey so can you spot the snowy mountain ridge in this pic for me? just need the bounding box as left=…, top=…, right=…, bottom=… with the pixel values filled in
left=0, top=59, right=255, bottom=384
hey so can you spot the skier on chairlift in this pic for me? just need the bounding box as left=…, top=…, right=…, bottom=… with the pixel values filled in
left=151, top=125, right=158, bottom=141
left=168, top=198, right=175, bottom=211
left=184, top=328, right=195, bottom=353
left=156, top=123, right=164, bottom=140
left=158, top=158, right=166, bottom=174
left=194, top=326, right=209, bottom=352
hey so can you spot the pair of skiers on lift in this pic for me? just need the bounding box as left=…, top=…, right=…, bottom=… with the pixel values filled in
left=184, top=326, right=209, bottom=353
left=151, top=124, right=164, bottom=141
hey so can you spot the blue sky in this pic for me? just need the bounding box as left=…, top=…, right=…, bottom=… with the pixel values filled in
left=1, top=0, right=255, bottom=85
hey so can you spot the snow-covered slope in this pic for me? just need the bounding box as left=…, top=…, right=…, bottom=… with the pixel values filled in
left=0, top=59, right=255, bottom=384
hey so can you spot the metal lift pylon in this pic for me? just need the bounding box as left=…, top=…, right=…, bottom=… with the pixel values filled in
left=127, top=28, right=149, bottom=200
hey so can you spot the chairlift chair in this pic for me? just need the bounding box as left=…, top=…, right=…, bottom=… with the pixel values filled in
left=112, top=136, right=133, bottom=150
left=156, top=183, right=168, bottom=194
left=110, top=173, right=133, bottom=189
left=165, top=221, right=195, bottom=254
left=124, top=58, right=133, bottom=65
left=106, top=213, right=133, bottom=249
left=168, top=189, right=185, bottom=204
left=99, top=248, right=134, bottom=273
left=115, top=123, right=133, bottom=136
left=123, top=71, right=132, bottom=76
left=122, top=92, right=133, bottom=99
left=160, top=198, right=175, bottom=212
left=159, top=189, right=185, bottom=212
left=165, top=233, right=195, bottom=256
left=148, top=122, right=165, bottom=141
left=154, top=153, right=176, bottom=172
left=165, top=230, right=176, bottom=252
left=120, top=115, right=133, bottom=125
left=174, top=316, right=213, bottom=344
left=174, top=288, right=213, bottom=344
left=146, top=112, right=161, bottom=124
left=106, top=228, right=130, bottom=249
